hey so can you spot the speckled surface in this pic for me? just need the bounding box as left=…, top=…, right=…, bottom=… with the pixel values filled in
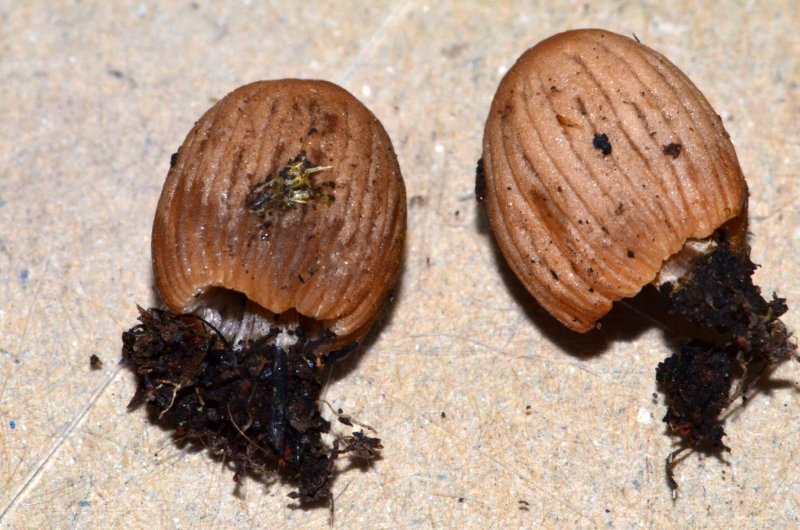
left=1, top=1, right=799, bottom=528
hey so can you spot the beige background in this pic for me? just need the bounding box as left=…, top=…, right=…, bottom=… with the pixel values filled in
left=1, top=1, right=799, bottom=528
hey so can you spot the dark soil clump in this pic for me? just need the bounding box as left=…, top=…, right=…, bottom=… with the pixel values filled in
left=656, top=340, right=732, bottom=450
left=121, top=307, right=381, bottom=504
left=660, top=236, right=793, bottom=364
left=656, top=234, right=795, bottom=492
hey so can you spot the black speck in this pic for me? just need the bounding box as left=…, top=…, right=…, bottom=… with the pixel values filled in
left=627, top=250, right=635, bottom=258
left=593, top=133, right=612, bottom=156
left=662, top=143, right=682, bottom=159
left=550, top=269, right=559, bottom=281
left=90, top=354, right=103, bottom=370
left=170, top=152, right=179, bottom=168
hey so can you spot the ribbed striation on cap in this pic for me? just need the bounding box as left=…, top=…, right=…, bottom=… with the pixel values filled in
left=483, top=29, right=747, bottom=331
left=153, top=79, right=406, bottom=348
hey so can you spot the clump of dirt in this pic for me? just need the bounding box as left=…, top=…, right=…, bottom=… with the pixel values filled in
left=660, top=236, right=792, bottom=364
left=656, top=234, right=795, bottom=492
left=121, top=307, right=381, bottom=504
left=656, top=340, right=732, bottom=451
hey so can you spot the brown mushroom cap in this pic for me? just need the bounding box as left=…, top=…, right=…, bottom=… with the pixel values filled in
left=153, top=79, right=406, bottom=350
left=482, top=29, right=748, bottom=332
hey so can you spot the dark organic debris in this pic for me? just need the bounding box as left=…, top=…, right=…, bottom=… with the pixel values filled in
left=89, top=354, right=103, bottom=370
left=662, top=142, right=682, bottom=159
left=592, top=133, right=612, bottom=156
left=657, top=234, right=795, bottom=493
left=121, top=307, right=380, bottom=504
left=656, top=340, right=732, bottom=451
left=661, top=236, right=793, bottom=365
left=246, top=151, right=335, bottom=213
left=475, top=158, right=486, bottom=203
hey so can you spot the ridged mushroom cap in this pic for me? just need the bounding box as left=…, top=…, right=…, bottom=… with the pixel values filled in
left=153, top=79, right=406, bottom=349
left=482, top=29, right=748, bottom=332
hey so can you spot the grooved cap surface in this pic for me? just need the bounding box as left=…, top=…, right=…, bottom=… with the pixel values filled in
left=152, top=79, right=406, bottom=344
left=482, top=29, right=748, bottom=332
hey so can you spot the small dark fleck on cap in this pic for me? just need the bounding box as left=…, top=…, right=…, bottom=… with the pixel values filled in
left=592, top=133, right=612, bottom=156
left=662, top=143, right=682, bottom=159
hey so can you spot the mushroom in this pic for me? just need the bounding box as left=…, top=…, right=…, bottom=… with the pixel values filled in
left=123, top=79, right=405, bottom=503
left=479, top=29, right=795, bottom=493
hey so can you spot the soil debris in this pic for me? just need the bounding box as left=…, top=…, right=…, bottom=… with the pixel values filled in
left=656, top=234, right=795, bottom=493
left=122, top=307, right=380, bottom=504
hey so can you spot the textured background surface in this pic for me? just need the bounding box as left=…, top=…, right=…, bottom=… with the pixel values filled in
left=1, top=1, right=799, bottom=528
